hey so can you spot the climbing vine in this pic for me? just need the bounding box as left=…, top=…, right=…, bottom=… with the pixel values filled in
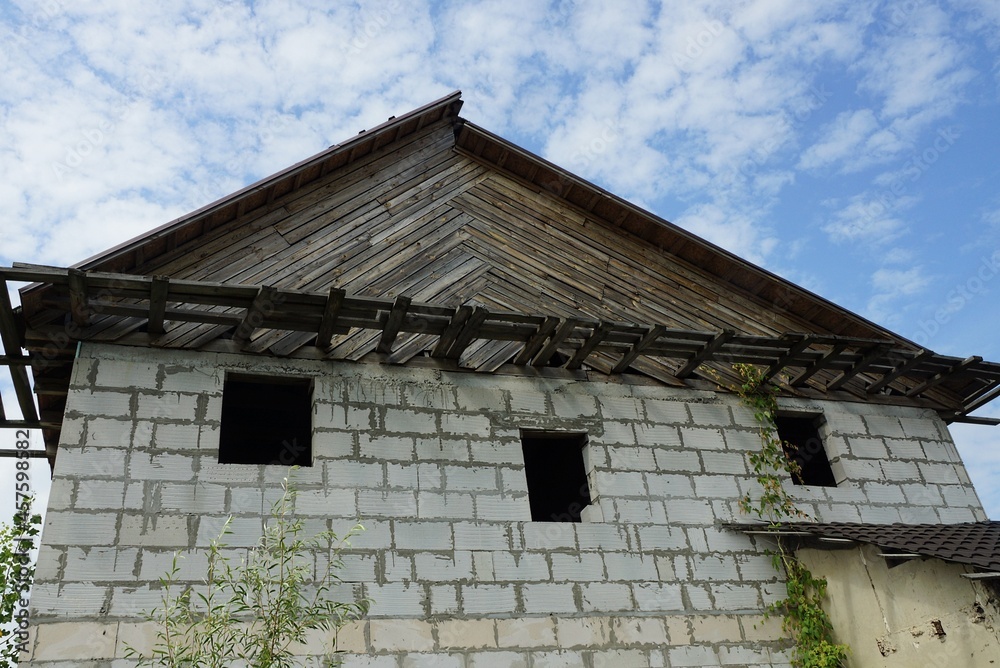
left=732, top=363, right=849, bottom=668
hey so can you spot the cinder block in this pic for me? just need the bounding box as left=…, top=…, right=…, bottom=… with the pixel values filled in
left=664, top=499, right=714, bottom=525
left=652, top=448, right=701, bottom=473
left=711, top=582, right=762, bottom=608
left=327, top=461, right=385, bottom=488
left=634, top=424, right=682, bottom=448
left=690, top=554, right=738, bottom=581
left=693, top=475, right=740, bottom=499
left=880, top=460, right=920, bottom=480
left=899, top=416, right=943, bottom=440
left=600, top=421, right=637, bottom=445
left=417, top=492, right=475, bottom=519
left=492, top=551, right=550, bottom=581
left=68, top=390, right=133, bottom=418
left=576, top=523, right=632, bottom=551
left=416, top=437, right=471, bottom=462
left=444, top=466, right=499, bottom=492
left=441, top=413, right=492, bottom=437
left=496, top=616, right=557, bottom=647
left=370, top=619, right=435, bottom=652
left=613, top=498, right=657, bottom=523
left=358, top=489, right=417, bottom=517
left=470, top=440, right=523, bottom=465
left=468, top=650, right=529, bottom=667
left=919, top=462, right=961, bottom=485
left=65, top=547, right=139, bottom=583
left=129, top=452, right=195, bottom=481
left=680, top=427, right=725, bottom=450
left=327, top=403, right=374, bottom=430
left=608, top=446, right=657, bottom=471
left=863, top=482, right=905, bottom=504
left=921, top=440, right=955, bottom=462
left=847, top=436, right=888, bottom=459
left=153, top=422, right=201, bottom=451
left=393, top=521, right=453, bottom=551
left=863, top=415, right=905, bottom=438
left=384, top=408, right=438, bottom=435
left=461, top=584, right=517, bottom=615
left=414, top=552, right=473, bottom=582
left=599, top=396, right=642, bottom=420
left=436, top=618, right=497, bottom=649
left=643, top=399, right=688, bottom=424
left=136, top=392, right=199, bottom=421
left=611, top=616, right=668, bottom=646
left=634, top=525, right=687, bottom=551
left=53, top=447, right=127, bottom=479
left=74, top=479, right=126, bottom=510
left=595, top=471, right=647, bottom=497
left=668, top=644, right=722, bottom=666
left=455, top=386, right=507, bottom=413
left=688, top=403, right=732, bottom=426
left=550, top=553, right=605, bottom=581
left=700, top=451, right=747, bottom=475
left=604, top=553, right=657, bottom=582
left=313, top=430, right=356, bottom=459
left=579, top=582, right=633, bottom=612
left=364, top=582, right=425, bottom=617
left=551, top=392, right=598, bottom=417
left=510, top=391, right=549, bottom=414
left=453, top=522, right=510, bottom=550
left=359, top=434, right=415, bottom=461
left=632, top=583, right=684, bottom=611
left=475, top=493, right=530, bottom=521
left=43, top=512, right=118, bottom=546
left=530, top=650, right=587, bottom=668
left=32, top=621, right=117, bottom=660
left=555, top=616, right=610, bottom=647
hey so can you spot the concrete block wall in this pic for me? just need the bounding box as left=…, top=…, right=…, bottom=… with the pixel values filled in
left=22, top=343, right=985, bottom=666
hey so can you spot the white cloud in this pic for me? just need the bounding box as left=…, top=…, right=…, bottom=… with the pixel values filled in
left=865, top=266, right=932, bottom=326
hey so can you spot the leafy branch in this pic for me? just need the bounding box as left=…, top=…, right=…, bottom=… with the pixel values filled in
left=731, top=363, right=848, bottom=668
left=128, top=475, right=370, bottom=667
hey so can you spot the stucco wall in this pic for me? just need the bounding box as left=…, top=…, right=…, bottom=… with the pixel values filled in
left=797, top=543, right=1000, bottom=667
left=21, top=343, right=986, bottom=666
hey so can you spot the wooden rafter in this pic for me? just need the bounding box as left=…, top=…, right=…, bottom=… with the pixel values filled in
left=566, top=321, right=615, bottom=370
left=789, top=344, right=847, bottom=387
left=147, top=275, right=170, bottom=335
left=0, top=280, right=37, bottom=424
left=316, top=287, right=347, bottom=348
left=377, top=295, right=411, bottom=354
left=612, top=325, right=665, bottom=374
left=532, top=318, right=582, bottom=367
left=906, top=356, right=982, bottom=398
left=826, top=345, right=890, bottom=392
left=867, top=349, right=933, bottom=394
left=675, top=330, right=735, bottom=379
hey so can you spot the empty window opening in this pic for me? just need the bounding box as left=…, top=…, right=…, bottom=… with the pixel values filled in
left=775, top=414, right=836, bottom=487
left=219, top=374, right=313, bottom=466
left=520, top=431, right=591, bottom=522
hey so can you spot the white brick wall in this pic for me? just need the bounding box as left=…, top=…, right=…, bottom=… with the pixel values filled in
left=24, top=343, right=987, bottom=666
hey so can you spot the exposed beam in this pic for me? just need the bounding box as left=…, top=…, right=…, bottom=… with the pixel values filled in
left=826, top=345, right=890, bottom=392
left=377, top=295, right=412, bottom=354
left=760, top=334, right=810, bottom=383
left=233, top=285, right=279, bottom=346
left=67, top=268, right=90, bottom=327
left=444, top=306, right=490, bottom=360
left=513, top=316, right=559, bottom=365
left=565, top=321, right=614, bottom=370
left=675, top=330, right=734, bottom=378
left=866, top=349, right=933, bottom=394
left=612, top=325, right=665, bottom=374
left=532, top=318, right=581, bottom=367
left=961, top=380, right=1000, bottom=416
left=316, top=287, right=347, bottom=348
left=947, top=415, right=1000, bottom=426
left=0, top=281, right=37, bottom=422
left=789, top=344, right=847, bottom=387
left=147, top=275, right=169, bottom=335
left=432, top=305, right=473, bottom=358
left=906, top=356, right=982, bottom=398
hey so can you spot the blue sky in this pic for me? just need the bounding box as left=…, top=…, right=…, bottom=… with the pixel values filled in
left=1, top=0, right=1000, bottom=516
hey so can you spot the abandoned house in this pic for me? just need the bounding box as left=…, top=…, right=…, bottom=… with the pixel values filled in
left=3, top=91, right=1000, bottom=666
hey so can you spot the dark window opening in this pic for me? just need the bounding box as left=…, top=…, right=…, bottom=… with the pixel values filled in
left=219, top=374, right=313, bottom=466
left=520, top=431, right=591, bottom=522
left=775, top=414, right=836, bottom=487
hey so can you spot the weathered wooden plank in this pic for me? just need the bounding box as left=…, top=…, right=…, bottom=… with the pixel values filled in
left=790, top=344, right=847, bottom=387
left=377, top=295, right=412, bottom=354
left=532, top=318, right=581, bottom=367
left=675, top=330, right=735, bottom=378
left=565, top=321, right=615, bottom=370
left=0, top=282, right=37, bottom=422
left=866, top=349, right=934, bottom=394
left=826, top=345, right=891, bottom=391
left=316, top=287, right=347, bottom=348
left=514, top=317, right=560, bottom=365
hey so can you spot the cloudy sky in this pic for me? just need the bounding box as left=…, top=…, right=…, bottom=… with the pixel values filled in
left=2, top=0, right=1000, bottom=516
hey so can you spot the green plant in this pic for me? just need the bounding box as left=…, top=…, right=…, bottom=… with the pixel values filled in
left=732, top=363, right=848, bottom=668
left=128, top=476, right=370, bottom=667
left=0, top=498, right=40, bottom=667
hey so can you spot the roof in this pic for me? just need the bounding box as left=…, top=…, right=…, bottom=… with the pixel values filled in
left=731, top=521, right=1000, bottom=572
left=2, top=91, right=999, bottom=458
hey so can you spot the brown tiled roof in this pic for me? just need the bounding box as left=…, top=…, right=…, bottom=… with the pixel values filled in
left=739, top=521, right=1000, bottom=571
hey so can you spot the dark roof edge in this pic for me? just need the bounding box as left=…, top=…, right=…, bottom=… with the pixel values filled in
left=454, top=119, right=919, bottom=350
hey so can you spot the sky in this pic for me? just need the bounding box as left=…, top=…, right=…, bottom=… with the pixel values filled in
left=1, top=0, right=1000, bottom=517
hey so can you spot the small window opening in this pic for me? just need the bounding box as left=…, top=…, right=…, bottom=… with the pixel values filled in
left=775, top=414, right=836, bottom=487
left=520, top=431, right=591, bottom=522
left=219, top=374, right=313, bottom=466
